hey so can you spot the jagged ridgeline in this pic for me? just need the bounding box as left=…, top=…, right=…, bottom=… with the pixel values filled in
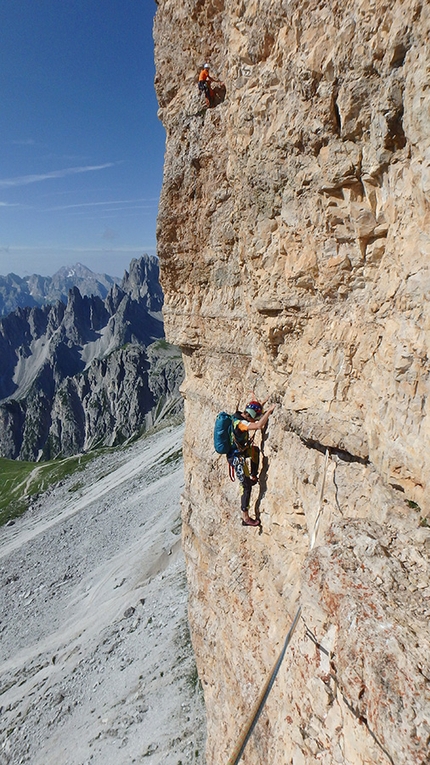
left=0, top=261, right=120, bottom=318
left=0, top=256, right=184, bottom=461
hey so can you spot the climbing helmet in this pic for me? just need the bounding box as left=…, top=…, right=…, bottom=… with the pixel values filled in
left=245, top=401, right=263, bottom=419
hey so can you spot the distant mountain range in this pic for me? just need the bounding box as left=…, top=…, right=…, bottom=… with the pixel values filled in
left=0, top=263, right=121, bottom=318
left=0, top=256, right=184, bottom=461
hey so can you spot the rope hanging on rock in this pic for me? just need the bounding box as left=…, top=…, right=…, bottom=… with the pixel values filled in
left=226, top=607, right=302, bottom=765
left=226, top=448, right=330, bottom=765
left=310, top=447, right=330, bottom=550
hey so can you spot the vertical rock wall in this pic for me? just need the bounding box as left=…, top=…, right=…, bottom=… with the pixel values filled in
left=154, top=1, right=430, bottom=763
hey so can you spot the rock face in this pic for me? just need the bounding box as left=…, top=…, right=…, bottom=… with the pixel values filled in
left=0, top=256, right=184, bottom=460
left=154, top=2, right=430, bottom=764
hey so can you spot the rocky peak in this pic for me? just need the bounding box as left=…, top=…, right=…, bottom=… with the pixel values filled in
left=0, top=258, right=184, bottom=461
left=121, top=254, right=164, bottom=313
left=53, top=262, right=98, bottom=280
left=105, top=283, right=126, bottom=315
left=0, top=262, right=121, bottom=317
left=62, top=287, right=109, bottom=345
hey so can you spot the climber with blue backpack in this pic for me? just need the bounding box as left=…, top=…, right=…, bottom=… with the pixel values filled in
left=214, top=400, right=276, bottom=526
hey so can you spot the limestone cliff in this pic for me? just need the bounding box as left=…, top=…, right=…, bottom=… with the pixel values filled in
left=154, top=2, right=430, bottom=764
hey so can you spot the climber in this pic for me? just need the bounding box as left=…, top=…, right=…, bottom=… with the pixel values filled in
left=198, top=63, right=219, bottom=107
left=227, top=401, right=276, bottom=527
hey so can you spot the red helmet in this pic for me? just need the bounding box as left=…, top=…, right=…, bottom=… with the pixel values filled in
left=245, top=401, right=263, bottom=419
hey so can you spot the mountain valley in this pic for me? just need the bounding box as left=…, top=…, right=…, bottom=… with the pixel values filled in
left=0, top=256, right=184, bottom=461
left=0, top=423, right=206, bottom=765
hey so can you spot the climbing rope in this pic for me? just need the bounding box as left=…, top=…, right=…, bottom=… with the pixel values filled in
left=226, top=607, right=302, bottom=765
left=310, top=448, right=330, bottom=550
left=226, top=448, right=330, bottom=765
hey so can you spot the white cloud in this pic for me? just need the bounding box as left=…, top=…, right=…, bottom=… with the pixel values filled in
left=0, top=163, right=116, bottom=189
left=44, top=197, right=158, bottom=212
left=10, top=139, right=36, bottom=146
left=0, top=245, right=152, bottom=253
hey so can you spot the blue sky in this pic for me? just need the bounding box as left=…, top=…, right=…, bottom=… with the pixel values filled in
left=0, top=0, right=164, bottom=278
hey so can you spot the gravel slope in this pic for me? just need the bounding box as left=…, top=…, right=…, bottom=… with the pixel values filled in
left=0, top=424, right=206, bottom=765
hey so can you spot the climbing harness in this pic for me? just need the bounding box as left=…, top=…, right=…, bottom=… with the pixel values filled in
left=226, top=448, right=330, bottom=764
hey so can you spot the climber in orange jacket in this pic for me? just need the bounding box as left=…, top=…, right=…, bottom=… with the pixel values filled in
left=198, top=63, right=218, bottom=107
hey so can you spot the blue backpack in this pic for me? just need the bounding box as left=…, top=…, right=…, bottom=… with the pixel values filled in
left=214, top=412, right=234, bottom=454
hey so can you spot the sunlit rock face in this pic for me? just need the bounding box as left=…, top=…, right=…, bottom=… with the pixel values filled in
left=154, top=2, right=430, bottom=763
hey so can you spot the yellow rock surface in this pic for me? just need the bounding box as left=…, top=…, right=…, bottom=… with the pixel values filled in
left=154, top=1, right=430, bottom=762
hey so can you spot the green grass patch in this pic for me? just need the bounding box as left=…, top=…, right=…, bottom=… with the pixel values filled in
left=159, top=447, right=183, bottom=468
left=152, top=338, right=170, bottom=350
left=0, top=452, right=95, bottom=526
left=149, top=338, right=182, bottom=357
left=0, top=420, right=184, bottom=527
left=406, top=499, right=421, bottom=511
